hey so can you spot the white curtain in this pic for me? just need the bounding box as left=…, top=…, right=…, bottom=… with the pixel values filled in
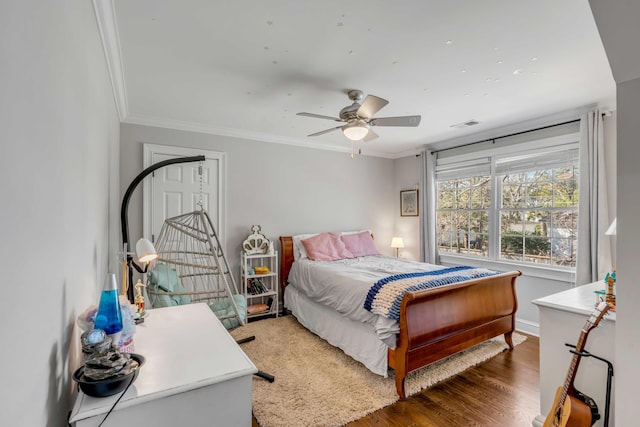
left=576, top=110, right=613, bottom=285
left=420, top=150, right=438, bottom=264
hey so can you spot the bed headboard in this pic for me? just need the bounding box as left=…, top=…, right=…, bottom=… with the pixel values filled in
left=279, top=236, right=294, bottom=296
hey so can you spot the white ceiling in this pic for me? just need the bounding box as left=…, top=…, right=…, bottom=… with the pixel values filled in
left=104, top=0, right=615, bottom=158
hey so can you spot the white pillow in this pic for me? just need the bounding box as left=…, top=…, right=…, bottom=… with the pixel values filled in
left=342, top=229, right=372, bottom=236
left=292, top=233, right=319, bottom=260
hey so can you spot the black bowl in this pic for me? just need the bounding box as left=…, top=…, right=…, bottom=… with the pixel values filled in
left=73, top=354, right=145, bottom=397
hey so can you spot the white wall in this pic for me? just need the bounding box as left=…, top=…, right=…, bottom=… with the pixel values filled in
left=393, top=155, right=422, bottom=261
left=612, top=77, right=640, bottom=426
left=119, top=124, right=396, bottom=285
left=603, top=112, right=617, bottom=264
left=588, top=2, right=640, bottom=423
left=0, top=1, right=120, bottom=425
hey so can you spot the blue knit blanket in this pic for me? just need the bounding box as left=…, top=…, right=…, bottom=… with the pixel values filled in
left=363, top=266, right=499, bottom=321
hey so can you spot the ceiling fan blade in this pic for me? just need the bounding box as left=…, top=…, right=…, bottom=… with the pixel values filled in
left=362, top=128, right=379, bottom=142
left=308, top=126, right=344, bottom=137
left=369, top=115, right=421, bottom=127
left=297, top=112, right=342, bottom=121
left=356, top=95, right=389, bottom=119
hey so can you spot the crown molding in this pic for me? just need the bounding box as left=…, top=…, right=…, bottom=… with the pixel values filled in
left=92, top=0, right=128, bottom=121
left=123, top=114, right=398, bottom=159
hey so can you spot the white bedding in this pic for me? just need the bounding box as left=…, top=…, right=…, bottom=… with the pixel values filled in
left=288, top=255, right=442, bottom=343
left=284, top=284, right=390, bottom=376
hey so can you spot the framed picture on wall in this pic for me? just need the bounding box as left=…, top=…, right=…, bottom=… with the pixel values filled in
left=400, top=189, right=419, bottom=216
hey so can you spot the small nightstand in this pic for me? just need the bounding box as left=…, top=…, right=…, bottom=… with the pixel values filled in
left=241, top=251, right=279, bottom=319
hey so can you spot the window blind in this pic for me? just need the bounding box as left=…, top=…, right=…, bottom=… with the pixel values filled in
left=435, top=157, right=491, bottom=180
left=495, top=144, right=579, bottom=175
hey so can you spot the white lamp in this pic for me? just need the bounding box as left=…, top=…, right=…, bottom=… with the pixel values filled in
left=605, top=218, right=616, bottom=236
left=121, top=238, right=158, bottom=297
left=136, top=238, right=158, bottom=263
left=343, top=121, right=369, bottom=141
left=605, top=217, right=617, bottom=277
left=391, top=237, right=405, bottom=258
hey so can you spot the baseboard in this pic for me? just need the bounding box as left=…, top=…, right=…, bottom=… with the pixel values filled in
left=516, top=318, right=539, bottom=336
left=532, top=414, right=545, bottom=426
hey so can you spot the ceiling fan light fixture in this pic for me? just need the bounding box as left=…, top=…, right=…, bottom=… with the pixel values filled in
left=343, top=121, right=369, bottom=141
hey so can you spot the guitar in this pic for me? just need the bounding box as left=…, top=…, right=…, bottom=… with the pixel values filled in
left=543, top=301, right=611, bottom=427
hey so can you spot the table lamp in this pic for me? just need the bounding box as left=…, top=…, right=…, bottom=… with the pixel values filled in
left=391, top=237, right=404, bottom=258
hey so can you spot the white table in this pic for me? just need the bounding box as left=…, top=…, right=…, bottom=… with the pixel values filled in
left=532, top=282, right=616, bottom=427
left=69, top=303, right=258, bottom=426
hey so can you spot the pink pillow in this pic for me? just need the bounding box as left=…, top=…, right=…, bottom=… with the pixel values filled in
left=301, top=232, right=354, bottom=261
left=340, top=231, right=380, bottom=257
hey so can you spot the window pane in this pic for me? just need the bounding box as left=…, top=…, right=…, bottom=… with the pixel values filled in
left=436, top=176, right=488, bottom=259
left=501, top=211, right=523, bottom=234
left=549, top=210, right=577, bottom=268
left=437, top=182, right=454, bottom=209
left=500, top=234, right=523, bottom=262
left=453, top=211, right=470, bottom=254
left=437, top=211, right=454, bottom=253
left=524, top=236, right=551, bottom=264
left=551, top=238, right=576, bottom=267
left=470, top=211, right=489, bottom=234
left=554, top=166, right=576, bottom=180
left=550, top=211, right=577, bottom=238
left=554, top=180, right=578, bottom=207
left=470, top=176, right=491, bottom=209
left=502, top=183, right=525, bottom=208
left=473, top=233, right=489, bottom=256
left=503, top=172, right=527, bottom=184
left=454, top=180, right=470, bottom=209
left=531, top=169, right=553, bottom=182
left=469, top=211, right=489, bottom=256
left=527, top=181, right=553, bottom=208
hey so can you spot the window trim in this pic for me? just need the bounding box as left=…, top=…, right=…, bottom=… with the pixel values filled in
left=439, top=253, right=576, bottom=282
left=435, top=132, right=581, bottom=277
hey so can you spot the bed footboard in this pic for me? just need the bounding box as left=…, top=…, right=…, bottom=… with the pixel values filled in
left=388, top=270, right=520, bottom=398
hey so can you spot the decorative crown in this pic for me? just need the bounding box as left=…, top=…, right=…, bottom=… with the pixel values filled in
left=242, top=225, right=270, bottom=254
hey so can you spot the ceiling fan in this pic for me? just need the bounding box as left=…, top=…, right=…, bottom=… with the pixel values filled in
left=297, top=90, right=421, bottom=142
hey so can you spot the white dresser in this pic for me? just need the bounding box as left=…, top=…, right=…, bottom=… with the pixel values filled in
left=532, top=282, right=616, bottom=427
left=69, top=303, right=257, bottom=426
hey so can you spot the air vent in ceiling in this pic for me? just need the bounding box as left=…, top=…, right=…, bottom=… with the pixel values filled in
left=450, top=119, right=480, bottom=129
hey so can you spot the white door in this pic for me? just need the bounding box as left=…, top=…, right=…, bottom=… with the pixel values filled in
left=143, top=144, right=226, bottom=247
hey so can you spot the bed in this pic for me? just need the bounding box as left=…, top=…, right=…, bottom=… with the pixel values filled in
left=279, top=233, right=521, bottom=399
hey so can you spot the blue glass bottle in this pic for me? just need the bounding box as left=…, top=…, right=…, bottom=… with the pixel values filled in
left=95, top=273, right=123, bottom=336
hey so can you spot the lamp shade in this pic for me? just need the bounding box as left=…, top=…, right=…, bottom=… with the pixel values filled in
left=343, top=122, right=369, bottom=141
left=136, top=238, right=158, bottom=263
left=605, top=217, right=616, bottom=236
left=391, top=237, right=405, bottom=249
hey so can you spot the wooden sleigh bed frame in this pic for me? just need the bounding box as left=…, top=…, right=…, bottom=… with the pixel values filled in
left=279, top=236, right=521, bottom=399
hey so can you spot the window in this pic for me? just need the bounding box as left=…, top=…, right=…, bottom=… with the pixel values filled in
left=435, top=141, right=580, bottom=270
left=437, top=175, right=491, bottom=257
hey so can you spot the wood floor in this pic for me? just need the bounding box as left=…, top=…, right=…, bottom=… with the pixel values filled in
left=252, top=333, right=539, bottom=427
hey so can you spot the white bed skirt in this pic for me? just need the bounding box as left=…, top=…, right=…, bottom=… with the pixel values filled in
left=284, top=284, right=390, bottom=377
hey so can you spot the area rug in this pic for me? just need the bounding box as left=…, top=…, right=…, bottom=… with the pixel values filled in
left=231, top=315, right=526, bottom=427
